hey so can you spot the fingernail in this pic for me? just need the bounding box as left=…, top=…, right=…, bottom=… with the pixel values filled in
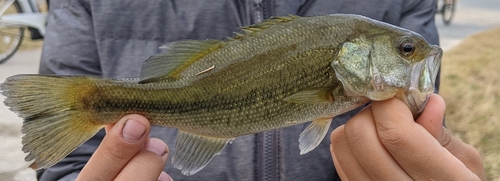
left=122, top=119, right=147, bottom=142
left=158, top=171, right=173, bottom=181
left=145, top=139, right=167, bottom=156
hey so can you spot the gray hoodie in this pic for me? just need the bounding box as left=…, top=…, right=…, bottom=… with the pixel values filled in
left=37, top=0, right=439, bottom=180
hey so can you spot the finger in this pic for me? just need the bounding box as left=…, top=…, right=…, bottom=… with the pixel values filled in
left=344, top=106, right=412, bottom=180
left=330, top=125, right=369, bottom=181
left=78, top=114, right=150, bottom=181
left=330, top=149, right=348, bottom=181
left=330, top=126, right=349, bottom=181
left=115, top=138, right=170, bottom=181
left=158, top=171, right=173, bottom=181
left=438, top=128, right=486, bottom=180
left=414, top=94, right=446, bottom=138
left=416, top=94, right=487, bottom=180
left=371, top=97, right=480, bottom=180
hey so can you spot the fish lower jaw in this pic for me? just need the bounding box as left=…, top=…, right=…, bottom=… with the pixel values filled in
left=365, top=91, right=397, bottom=101
left=394, top=89, right=430, bottom=117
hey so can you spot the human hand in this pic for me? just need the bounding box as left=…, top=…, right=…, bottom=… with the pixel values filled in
left=330, top=94, right=487, bottom=180
left=77, top=114, right=172, bottom=181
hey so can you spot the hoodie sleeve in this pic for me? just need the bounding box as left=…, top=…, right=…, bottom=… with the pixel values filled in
left=38, top=0, right=101, bottom=76
left=399, top=0, right=440, bottom=46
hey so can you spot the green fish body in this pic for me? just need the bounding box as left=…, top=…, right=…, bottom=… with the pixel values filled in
left=0, top=14, right=442, bottom=175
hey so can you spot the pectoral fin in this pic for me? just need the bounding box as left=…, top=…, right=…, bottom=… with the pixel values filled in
left=298, top=118, right=332, bottom=155
left=283, top=88, right=334, bottom=104
left=173, top=131, right=234, bottom=175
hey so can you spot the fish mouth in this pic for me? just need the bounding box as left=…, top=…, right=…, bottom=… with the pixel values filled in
left=400, top=45, right=443, bottom=116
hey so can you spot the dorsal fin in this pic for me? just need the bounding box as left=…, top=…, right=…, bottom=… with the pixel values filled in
left=139, top=39, right=223, bottom=83
left=231, top=15, right=300, bottom=40
left=139, top=15, right=300, bottom=83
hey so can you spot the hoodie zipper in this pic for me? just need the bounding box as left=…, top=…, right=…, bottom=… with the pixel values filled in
left=256, top=130, right=281, bottom=181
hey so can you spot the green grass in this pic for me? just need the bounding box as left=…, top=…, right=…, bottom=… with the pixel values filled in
left=441, top=27, right=500, bottom=180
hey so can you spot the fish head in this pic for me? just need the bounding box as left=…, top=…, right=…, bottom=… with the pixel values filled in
left=331, top=23, right=442, bottom=115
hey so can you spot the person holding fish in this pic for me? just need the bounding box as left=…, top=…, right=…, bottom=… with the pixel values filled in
left=0, top=0, right=486, bottom=180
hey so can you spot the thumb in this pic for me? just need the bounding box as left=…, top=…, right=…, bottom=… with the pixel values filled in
left=78, top=114, right=151, bottom=180
left=416, top=94, right=487, bottom=180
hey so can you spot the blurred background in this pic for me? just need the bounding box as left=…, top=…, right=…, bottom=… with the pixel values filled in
left=0, top=0, right=499, bottom=180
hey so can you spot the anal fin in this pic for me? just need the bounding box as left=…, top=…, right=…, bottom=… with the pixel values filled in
left=173, top=130, right=234, bottom=175
left=298, top=118, right=332, bottom=155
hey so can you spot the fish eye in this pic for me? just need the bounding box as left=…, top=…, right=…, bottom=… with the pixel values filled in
left=398, top=38, right=416, bottom=57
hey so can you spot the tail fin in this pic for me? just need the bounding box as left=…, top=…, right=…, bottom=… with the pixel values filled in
left=1, top=74, right=104, bottom=169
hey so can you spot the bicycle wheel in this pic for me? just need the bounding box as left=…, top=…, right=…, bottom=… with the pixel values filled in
left=0, top=1, right=25, bottom=64
left=441, top=0, right=456, bottom=25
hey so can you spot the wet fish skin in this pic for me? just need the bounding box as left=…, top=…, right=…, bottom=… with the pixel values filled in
left=0, top=14, right=441, bottom=175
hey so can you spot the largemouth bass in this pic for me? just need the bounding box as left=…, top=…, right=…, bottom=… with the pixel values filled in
left=0, top=14, right=441, bottom=176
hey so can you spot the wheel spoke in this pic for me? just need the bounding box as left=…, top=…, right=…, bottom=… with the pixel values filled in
left=0, top=1, right=25, bottom=63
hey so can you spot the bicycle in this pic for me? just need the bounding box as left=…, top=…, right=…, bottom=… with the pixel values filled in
left=0, top=0, right=47, bottom=64
left=437, top=0, right=456, bottom=26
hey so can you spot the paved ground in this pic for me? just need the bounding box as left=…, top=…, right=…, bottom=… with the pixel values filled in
left=1, top=0, right=499, bottom=180
left=0, top=49, right=40, bottom=181
left=437, top=0, right=500, bottom=51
